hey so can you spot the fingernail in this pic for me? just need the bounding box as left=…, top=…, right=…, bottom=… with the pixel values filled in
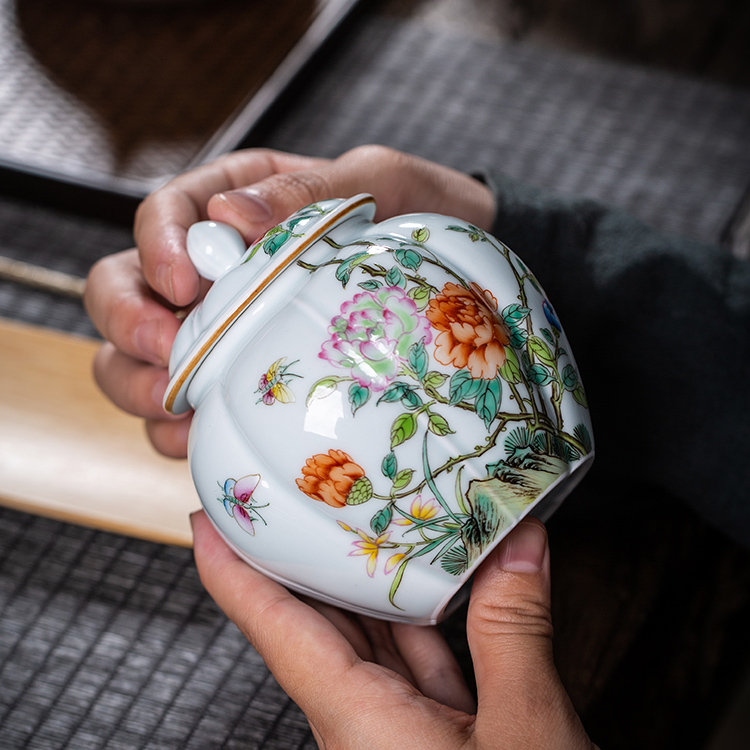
left=151, top=370, right=170, bottom=409
left=219, top=188, right=273, bottom=222
left=498, top=521, right=547, bottom=573
left=156, top=263, right=174, bottom=303
left=135, top=320, right=165, bottom=365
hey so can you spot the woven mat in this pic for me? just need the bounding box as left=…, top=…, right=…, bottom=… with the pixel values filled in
left=2, top=10, right=750, bottom=750
left=0, top=508, right=316, bottom=750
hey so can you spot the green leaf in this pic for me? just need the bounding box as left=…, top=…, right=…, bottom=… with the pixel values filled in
left=427, top=411, right=454, bottom=437
left=346, top=476, right=373, bottom=505
left=385, top=265, right=406, bottom=288
left=561, top=364, right=579, bottom=391
left=335, top=252, right=369, bottom=286
left=455, top=466, right=470, bottom=515
left=411, top=226, right=430, bottom=243
left=527, top=364, right=554, bottom=387
left=410, top=536, right=448, bottom=560
left=371, top=504, right=393, bottom=534
left=391, top=412, right=418, bottom=448
left=475, top=378, right=502, bottom=429
left=306, top=376, right=346, bottom=405
left=448, top=369, right=484, bottom=404
left=401, top=388, right=423, bottom=410
left=440, top=545, right=469, bottom=576
left=407, top=285, right=431, bottom=311
left=382, top=452, right=398, bottom=479
left=446, top=224, right=486, bottom=242
left=286, top=216, right=307, bottom=231
left=263, top=230, right=291, bottom=256
left=378, top=382, right=411, bottom=404
left=572, top=385, right=589, bottom=408
left=563, top=443, right=581, bottom=463
left=541, top=327, right=555, bottom=344
left=422, top=433, right=458, bottom=522
left=498, top=347, right=522, bottom=384
left=508, top=326, right=528, bottom=349
left=357, top=279, right=382, bottom=291
left=408, top=340, right=429, bottom=380
left=392, top=469, right=414, bottom=490
left=528, top=336, right=556, bottom=367
left=388, top=558, right=409, bottom=609
left=287, top=213, right=317, bottom=231
left=334, top=265, right=352, bottom=286
left=423, top=370, right=449, bottom=391
left=394, top=247, right=423, bottom=271
left=502, top=303, right=531, bottom=326
left=573, top=423, right=593, bottom=453
left=348, top=382, right=371, bottom=415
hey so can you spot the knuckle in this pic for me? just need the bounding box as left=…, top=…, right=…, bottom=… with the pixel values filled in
left=106, top=289, right=144, bottom=346
left=133, top=193, right=154, bottom=237
left=345, top=143, right=399, bottom=165
left=471, top=596, right=554, bottom=641
left=91, top=343, right=112, bottom=392
left=273, top=170, right=333, bottom=205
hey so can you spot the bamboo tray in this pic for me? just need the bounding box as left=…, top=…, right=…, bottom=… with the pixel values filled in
left=0, top=319, right=199, bottom=546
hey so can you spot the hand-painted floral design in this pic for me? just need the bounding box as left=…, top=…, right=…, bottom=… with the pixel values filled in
left=393, top=494, right=440, bottom=526
left=243, top=203, right=330, bottom=261
left=224, top=219, right=593, bottom=612
left=296, top=450, right=367, bottom=508
left=255, top=357, right=301, bottom=405
left=320, top=286, right=432, bottom=392
left=219, top=474, right=268, bottom=536
left=426, top=282, right=510, bottom=380
left=337, top=521, right=405, bottom=577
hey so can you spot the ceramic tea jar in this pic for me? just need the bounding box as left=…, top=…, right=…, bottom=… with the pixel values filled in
left=165, top=194, right=594, bottom=624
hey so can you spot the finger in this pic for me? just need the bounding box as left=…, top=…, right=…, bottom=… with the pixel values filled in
left=134, top=150, right=328, bottom=306
left=85, top=249, right=181, bottom=367
left=298, top=596, right=375, bottom=663
left=145, top=415, right=191, bottom=459
left=92, top=342, right=191, bottom=457
left=192, top=512, right=472, bottom=747
left=191, top=511, right=364, bottom=696
left=391, top=622, right=476, bottom=714
left=92, top=343, right=175, bottom=420
left=355, top=616, right=417, bottom=685
left=207, top=144, right=495, bottom=242
left=467, top=519, right=589, bottom=746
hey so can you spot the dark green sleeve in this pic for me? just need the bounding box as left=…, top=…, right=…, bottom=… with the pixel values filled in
left=484, top=172, right=750, bottom=548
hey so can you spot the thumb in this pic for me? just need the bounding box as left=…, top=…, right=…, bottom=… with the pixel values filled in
left=205, top=145, right=495, bottom=242
left=468, top=518, right=591, bottom=747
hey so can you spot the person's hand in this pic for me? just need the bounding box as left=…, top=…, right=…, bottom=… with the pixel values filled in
left=84, top=146, right=495, bottom=457
left=192, top=511, right=594, bottom=749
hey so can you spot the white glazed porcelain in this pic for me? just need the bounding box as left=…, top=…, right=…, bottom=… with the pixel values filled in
left=166, top=194, right=594, bottom=624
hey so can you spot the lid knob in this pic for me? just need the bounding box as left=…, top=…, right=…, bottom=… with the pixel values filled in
left=187, top=221, right=246, bottom=281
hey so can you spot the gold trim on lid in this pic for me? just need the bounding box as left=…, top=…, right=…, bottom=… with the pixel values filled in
left=164, top=194, right=376, bottom=414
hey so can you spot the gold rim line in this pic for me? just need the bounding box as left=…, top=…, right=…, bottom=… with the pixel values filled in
left=164, top=195, right=375, bottom=413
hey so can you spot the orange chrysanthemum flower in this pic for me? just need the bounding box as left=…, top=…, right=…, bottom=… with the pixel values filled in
left=296, top=449, right=366, bottom=508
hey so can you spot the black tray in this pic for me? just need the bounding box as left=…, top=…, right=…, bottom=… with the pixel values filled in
left=0, top=0, right=362, bottom=214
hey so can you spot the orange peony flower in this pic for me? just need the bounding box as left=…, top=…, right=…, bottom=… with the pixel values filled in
left=426, top=282, right=510, bottom=379
left=296, top=449, right=366, bottom=508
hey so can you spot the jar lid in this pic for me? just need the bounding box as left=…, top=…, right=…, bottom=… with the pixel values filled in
left=164, top=194, right=376, bottom=414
